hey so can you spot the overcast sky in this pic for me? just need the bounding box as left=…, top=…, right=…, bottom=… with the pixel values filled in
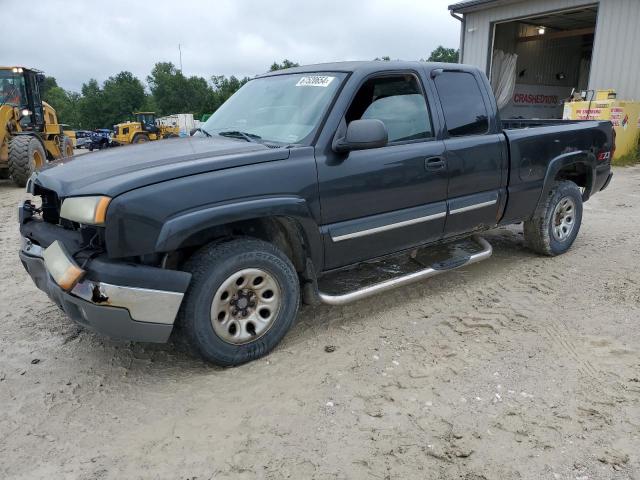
left=2, top=0, right=459, bottom=92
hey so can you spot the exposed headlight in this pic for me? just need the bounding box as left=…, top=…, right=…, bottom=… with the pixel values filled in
left=21, top=108, right=32, bottom=117
left=60, top=196, right=111, bottom=225
left=43, top=240, right=85, bottom=291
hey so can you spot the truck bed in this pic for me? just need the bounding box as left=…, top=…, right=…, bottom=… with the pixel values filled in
left=499, top=117, right=614, bottom=224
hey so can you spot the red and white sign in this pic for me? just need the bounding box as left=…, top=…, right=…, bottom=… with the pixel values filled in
left=501, top=84, right=572, bottom=119
left=574, top=108, right=602, bottom=120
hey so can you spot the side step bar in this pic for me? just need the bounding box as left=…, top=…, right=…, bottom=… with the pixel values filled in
left=318, top=236, right=492, bottom=306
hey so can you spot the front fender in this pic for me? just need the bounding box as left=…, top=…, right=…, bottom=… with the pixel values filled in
left=155, top=196, right=323, bottom=269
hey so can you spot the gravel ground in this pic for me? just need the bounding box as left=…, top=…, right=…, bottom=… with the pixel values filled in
left=0, top=167, right=639, bottom=480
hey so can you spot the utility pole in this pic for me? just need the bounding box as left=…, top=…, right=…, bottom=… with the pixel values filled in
left=179, top=44, right=183, bottom=72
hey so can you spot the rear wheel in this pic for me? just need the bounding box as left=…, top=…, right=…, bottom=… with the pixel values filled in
left=176, top=238, right=300, bottom=366
left=8, top=136, right=46, bottom=187
left=132, top=134, right=150, bottom=144
left=524, top=181, right=583, bottom=256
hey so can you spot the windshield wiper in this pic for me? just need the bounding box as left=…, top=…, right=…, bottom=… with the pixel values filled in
left=192, top=127, right=212, bottom=137
left=217, top=130, right=262, bottom=143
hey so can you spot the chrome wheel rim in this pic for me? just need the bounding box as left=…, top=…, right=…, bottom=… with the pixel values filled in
left=210, top=268, right=281, bottom=345
left=552, top=196, right=576, bottom=241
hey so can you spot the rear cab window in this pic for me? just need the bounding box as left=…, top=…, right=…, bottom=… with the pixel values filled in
left=434, top=71, right=489, bottom=136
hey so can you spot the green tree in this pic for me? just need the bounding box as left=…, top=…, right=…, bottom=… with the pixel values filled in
left=185, top=75, right=215, bottom=118
left=101, top=71, right=146, bottom=127
left=40, top=76, right=59, bottom=98
left=427, top=46, right=459, bottom=63
left=147, top=62, right=185, bottom=116
left=78, top=79, right=105, bottom=129
left=210, top=74, right=250, bottom=111
left=269, top=59, right=299, bottom=71
left=147, top=62, right=215, bottom=117
left=42, top=86, right=82, bottom=128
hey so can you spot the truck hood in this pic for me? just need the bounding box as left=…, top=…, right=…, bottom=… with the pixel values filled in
left=33, top=136, right=290, bottom=198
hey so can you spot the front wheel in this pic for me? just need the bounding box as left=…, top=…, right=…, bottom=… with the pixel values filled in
left=524, top=180, right=583, bottom=256
left=176, top=238, right=300, bottom=366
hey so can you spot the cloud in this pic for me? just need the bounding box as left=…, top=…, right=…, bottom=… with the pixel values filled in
left=1, top=0, right=459, bottom=91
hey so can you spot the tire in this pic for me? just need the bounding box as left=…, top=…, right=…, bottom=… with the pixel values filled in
left=60, top=136, right=74, bottom=158
left=176, top=238, right=300, bottom=366
left=8, top=136, right=46, bottom=187
left=132, top=134, right=150, bottom=144
left=524, top=180, right=583, bottom=256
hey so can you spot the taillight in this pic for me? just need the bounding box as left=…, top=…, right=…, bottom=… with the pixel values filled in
left=598, top=127, right=616, bottom=162
left=611, top=127, right=616, bottom=159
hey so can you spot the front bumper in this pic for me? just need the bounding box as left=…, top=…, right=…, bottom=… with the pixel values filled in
left=20, top=238, right=189, bottom=343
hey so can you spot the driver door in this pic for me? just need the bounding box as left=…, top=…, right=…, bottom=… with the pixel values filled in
left=316, top=72, right=448, bottom=270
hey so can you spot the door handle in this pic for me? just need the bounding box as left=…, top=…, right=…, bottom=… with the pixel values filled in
left=425, top=156, right=446, bottom=170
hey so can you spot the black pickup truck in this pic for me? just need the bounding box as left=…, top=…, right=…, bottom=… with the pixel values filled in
left=19, top=61, right=614, bottom=366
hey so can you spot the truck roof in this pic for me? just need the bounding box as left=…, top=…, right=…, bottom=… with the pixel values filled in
left=256, top=61, right=480, bottom=78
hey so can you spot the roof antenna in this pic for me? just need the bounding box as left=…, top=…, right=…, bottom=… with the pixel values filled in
left=179, top=44, right=183, bottom=73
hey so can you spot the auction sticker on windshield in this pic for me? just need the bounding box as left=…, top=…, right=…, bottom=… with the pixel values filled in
left=296, top=76, right=335, bottom=87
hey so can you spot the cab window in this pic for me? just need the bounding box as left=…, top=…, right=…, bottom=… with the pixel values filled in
left=345, top=74, right=433, bottom=143
left=0, top=72, right=26, bottom=107
left=434, top=71, right=489, bottom=136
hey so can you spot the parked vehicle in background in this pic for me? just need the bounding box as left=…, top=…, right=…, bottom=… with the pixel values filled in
left=88, top=129, right=112, bottom=151
left=19, top=61, right=614, bottom=366
left=112, top=112, right=179, bottom=145
left=75, top=130, right=92, bottom=149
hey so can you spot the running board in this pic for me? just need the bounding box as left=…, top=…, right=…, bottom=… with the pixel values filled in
left=317, top=236, right=492, bottom=306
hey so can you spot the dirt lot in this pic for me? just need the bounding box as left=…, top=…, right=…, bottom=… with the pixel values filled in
left=1, top=167, right=639, bottom=480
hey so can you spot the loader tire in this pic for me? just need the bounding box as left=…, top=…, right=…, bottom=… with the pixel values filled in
left=132, top=134, right=150, bottom=144
left=8, top=136, right=45, bottom=187
left=60, top=136, right=74, bottom=158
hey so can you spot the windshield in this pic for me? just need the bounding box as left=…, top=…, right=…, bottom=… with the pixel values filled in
left=0, top=70, right=26, bottom=107
left=136, top=113, right=156, bottom=126
left=201, top=72, right=346, bottom=144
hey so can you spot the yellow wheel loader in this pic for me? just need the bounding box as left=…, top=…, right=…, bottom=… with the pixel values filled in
left=0, top=67, right=74, bottom=187
left=112, top=112, right=179, bottom=145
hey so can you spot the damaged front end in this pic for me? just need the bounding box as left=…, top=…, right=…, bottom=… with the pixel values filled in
left=18, top=182, right=191, bottom=343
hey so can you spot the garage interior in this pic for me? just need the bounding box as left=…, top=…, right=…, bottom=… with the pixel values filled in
left=491, top=5, right=598, bottom=119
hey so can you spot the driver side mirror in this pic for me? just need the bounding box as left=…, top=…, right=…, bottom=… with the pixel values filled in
left=36, top=73, right=46, bottom=84
left=334, top=119, right=388, bottom=153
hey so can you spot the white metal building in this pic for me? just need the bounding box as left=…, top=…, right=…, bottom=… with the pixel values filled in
left=449, top=0, right=640, bottom=118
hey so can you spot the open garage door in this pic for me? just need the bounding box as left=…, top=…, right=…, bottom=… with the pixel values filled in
left=490, top=5, right=597, bottom=119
